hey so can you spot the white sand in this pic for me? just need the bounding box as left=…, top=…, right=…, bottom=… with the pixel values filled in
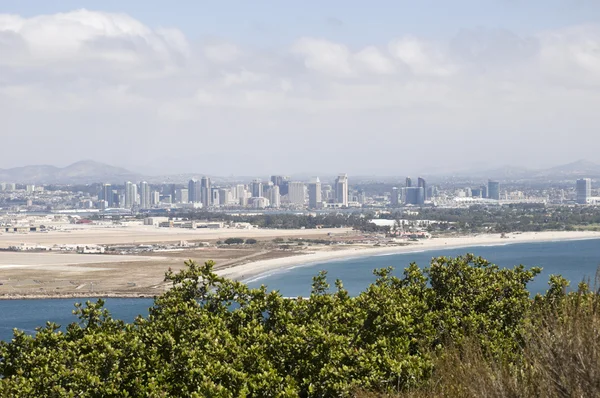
left=216, top=231, right=600, bottom=281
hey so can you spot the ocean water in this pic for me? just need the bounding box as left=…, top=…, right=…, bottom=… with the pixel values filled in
left=1, top=239, right=599, bottom=342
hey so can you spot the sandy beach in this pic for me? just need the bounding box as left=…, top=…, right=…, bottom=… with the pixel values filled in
left=216, top=231, right=600, bottom=281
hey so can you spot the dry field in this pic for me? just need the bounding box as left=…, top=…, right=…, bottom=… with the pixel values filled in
left=0, top=226, right=347, bottom=298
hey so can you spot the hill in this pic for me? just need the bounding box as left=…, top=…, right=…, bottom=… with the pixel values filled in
left=0, top=160, right=140, bottom=184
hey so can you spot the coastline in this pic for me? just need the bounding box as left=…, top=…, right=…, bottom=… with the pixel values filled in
left=215, top=231, right=600, bottom=282
left=2, top=231, right=600, bottom=300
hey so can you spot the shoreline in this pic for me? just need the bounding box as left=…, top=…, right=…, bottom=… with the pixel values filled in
left=3, top=231, right=600, bottom=300
left=215, top=231, right=600, bottom=282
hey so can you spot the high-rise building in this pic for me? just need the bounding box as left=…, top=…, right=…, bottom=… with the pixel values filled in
left=487, top=180, right=500, bottom=200
left=188, top=179, right=201, bottom=203
left=201, top=176, right=212, bottom=208
left=175, top=188, right=189, bottom=204
left=576, top=178, right=592, bottom=204
left=480, top=185, right=488, bottom=199
left=140, top=181, right=151, bottom=208
left=405, top=187, right=425, bottom=205
left=417, top=177, right=426, bottom=201
left=391, top=187, right=400, bottom=207
left=271, top=175, right=289, bottom=196
left=308, top=177, right=322, bottom=209
left=266, top=185, right=280, bottom=208
left=151, top=191, right=160, bottom=205
left=334, top=174, right=349, bottom=207
left=101, top=184, right=114, bottom=207
left=405, top=177, right=412, bottom=188
left=235, top=184, right=246, bottom=205
left=218, top=188, right=229, bottom=206
left=251, top=179, right=263, bottom=198
left=288, top=182, right=305, bottom=206
left=124, top=181, right=138, bottom=208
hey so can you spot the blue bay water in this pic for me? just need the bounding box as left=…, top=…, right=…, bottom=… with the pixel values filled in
left=1, top=239, right=600, bottom=342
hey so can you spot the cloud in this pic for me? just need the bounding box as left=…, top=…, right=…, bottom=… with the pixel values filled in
left=1, top=9, right=600, bottom=174
left=291, top=37, right=354, bottom=77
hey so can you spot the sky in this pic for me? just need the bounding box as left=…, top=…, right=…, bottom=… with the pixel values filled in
left=1, top=0, right=600, bottom=176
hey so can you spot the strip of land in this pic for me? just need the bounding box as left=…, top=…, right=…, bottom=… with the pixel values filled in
left=1, top=228, right=599, bottom=299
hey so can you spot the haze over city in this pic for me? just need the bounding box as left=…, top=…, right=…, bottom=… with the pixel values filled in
left=1, top=0, right=600, bottom=175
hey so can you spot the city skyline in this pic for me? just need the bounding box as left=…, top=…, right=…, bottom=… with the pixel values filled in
left=1, top=3, right=600, bottom=174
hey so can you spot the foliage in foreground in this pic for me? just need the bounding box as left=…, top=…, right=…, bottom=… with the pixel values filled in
left=0, top=254, right=583, bottom=397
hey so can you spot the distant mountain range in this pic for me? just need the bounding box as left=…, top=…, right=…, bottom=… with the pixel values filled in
left=451, top=160, right=600, bottom=181
left=0, top=160, right=140, bottom=184
left=1, top=159, right=600, bottom=184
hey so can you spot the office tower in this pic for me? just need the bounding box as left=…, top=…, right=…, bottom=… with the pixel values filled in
left=140, top=181, right=151, bottom=208
left=481, top=185, right=488, bottom=199
left=271, top=175, right=289, bottom=196
left=235, top=184, right=246, bottom=203
left=175, top=188, right=189, bottom=204
left=288, top=182, right=305, bottom=206
left=211, top=188, right=220, bottom=206
left=465, top=187, right=472, bottom=197
left=218, top=188, right=229, bottom=205
left=335, top=174, right=349, bottom=207
left=200, top=176, right=212, bottom=208
left=124, top=181, right=138, bottom=208
left=391, top=187, right=400, bottom=206
left=26, top=184, right=35, bottom=193
left=308, top=177, right=322, bottom=209
left=101, top=184, right=114, bottom=207
left=266, top=185, right=280, bottom=208
left=251, top=179, right=263, bottom=198
left=417, top=177, right=426, bottom=200
left=322, top=185, right=333, bottom=201
left=471, top=188, right=481, bottom=198
left=188, top=179, right=201, bottom=203
left=151, top=191, right=160, bottom=205
left=405, top=187, right=425, bottom=205
left=576, top=178, right=592, bottom=204
left=405, top=177, right=412, bottom=188
left=487, top=180, right=500, bottom=200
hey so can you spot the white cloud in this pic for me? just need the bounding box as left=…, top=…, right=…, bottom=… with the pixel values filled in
left=388, top=36, right=457, bottom=77
left=353, top=46, right=396, bottom=75
left=291, top=37, right=354, bottom=77
left=1, top=9, right=600, bottom=174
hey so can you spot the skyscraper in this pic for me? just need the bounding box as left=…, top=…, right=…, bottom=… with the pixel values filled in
left=405, top=187, right=425, bottom=205
left=124, top=181, right=137, bottom=208
left=271, top=175, right=289, bottom=196
left=251, top=179, right=263, bottom=198
left=335, top=174, right=349, bottom=207
left=175, top=188, right=189, bottom=204
left=487, top=180, right=500, bottom=200
left=266, top=185, right=280, bottom=208
left=391, top=187, right=399, bottom=207
left=417, top=177, right=426, bottom=201
left=308, top=177, right=322, bottom=209
left=405, top=177, right=412, bottom=188
left=200, top=176, right=211, bottom=208
left=140, top=181, right=151, bottom=209
left=576, top=178, right=592, bottom=204
left=188, top=179, right=201, bottom=203
left=101, top=184, right=114, bottom=207
left=288, top=182, right=305, bottom=206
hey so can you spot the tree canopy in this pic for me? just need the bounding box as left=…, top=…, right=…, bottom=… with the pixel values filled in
left=0, top=255, right=576, bottom=397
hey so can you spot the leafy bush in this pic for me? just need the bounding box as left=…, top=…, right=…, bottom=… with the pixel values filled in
left=224, top=237, right=244, bottom=245
left=0, top=255, right=577, bottom=397
left=245, top=238, right=257, bottom=245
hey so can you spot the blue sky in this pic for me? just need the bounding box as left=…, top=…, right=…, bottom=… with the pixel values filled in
left=1, top=1, right=600, bottom=175
left=4, top=0, right=599, bottom=45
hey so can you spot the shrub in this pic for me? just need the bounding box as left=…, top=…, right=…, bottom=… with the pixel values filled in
left=0, top=255, right=583, bottom=397
left=224, top=237, right=244, bottom=245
